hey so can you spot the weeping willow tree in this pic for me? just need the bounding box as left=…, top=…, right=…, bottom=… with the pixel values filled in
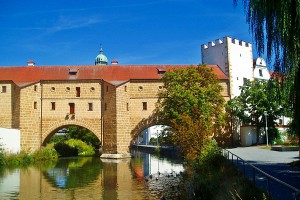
left=234, top=0, right=300, bottom=144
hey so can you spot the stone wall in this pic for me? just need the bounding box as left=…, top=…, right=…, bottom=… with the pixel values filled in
left=115, top=82, right=131, bottom=153
left=19, top=83, right=41, bottom=151
left=102, top=81, right=117, bottom=153
left=0, top=81, right=14, bottom=128
left=41, top=80, right=102, bottom=144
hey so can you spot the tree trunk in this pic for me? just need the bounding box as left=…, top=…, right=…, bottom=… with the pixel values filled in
left=295, top=67, right=300, bottom=156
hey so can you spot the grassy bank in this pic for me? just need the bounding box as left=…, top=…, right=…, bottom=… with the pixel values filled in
left=184, top=143, right=270, bottom=200
left=0, top=139, right=96, bottom=168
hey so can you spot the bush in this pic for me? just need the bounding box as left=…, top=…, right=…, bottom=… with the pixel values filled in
left=65, top=139, right=95, bottom=156
left=3, top=151, right=34, bottom=167
left=54, top=142, right=78, bottom=157
left=0, top=151, right=4, bottom=167
left=32, top=143, right=58, bottom=161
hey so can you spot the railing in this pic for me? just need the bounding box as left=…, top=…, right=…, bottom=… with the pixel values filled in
left=221, top=148, right=300, bottom=200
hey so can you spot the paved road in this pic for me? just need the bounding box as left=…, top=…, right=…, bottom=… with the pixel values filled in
left=227, top=146, right=300, bottom=200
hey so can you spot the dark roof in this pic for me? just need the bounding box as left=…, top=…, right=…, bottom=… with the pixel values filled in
left=0, top=65, right=228, bottom=87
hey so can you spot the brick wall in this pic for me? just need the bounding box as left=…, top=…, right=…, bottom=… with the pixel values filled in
left=41, top=80, right=102, bottom=144
left=0, top=81, right=13, bottom=128
left=103, top=81, right=117, bottom=153
left=20, top=83, right=41, bottom=151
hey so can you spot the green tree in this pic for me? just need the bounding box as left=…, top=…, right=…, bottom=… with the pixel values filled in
left=234, top=0, right=300, bottom=144
left=227, top=79, right=282, bottom=143
left=157, top=65, right=226, bottom=160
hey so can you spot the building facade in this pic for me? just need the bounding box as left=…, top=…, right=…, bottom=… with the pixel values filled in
left=0, top=49, right=229, bottom=156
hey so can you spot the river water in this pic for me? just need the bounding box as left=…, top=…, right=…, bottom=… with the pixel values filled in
left=0, top=150, right=187, bottom=200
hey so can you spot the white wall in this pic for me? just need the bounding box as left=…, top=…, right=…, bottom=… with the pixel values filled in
left=0, top=128, right=20, bottom=154
left=202, top=36, right=254, bottom=98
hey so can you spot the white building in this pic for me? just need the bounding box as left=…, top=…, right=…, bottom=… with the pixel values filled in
left=202, top=36, right=254, bottom=98
left=202, top=37, right=291, bottom=146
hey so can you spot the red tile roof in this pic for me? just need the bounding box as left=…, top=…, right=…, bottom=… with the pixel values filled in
left=0, top=65, right=227, bottom=87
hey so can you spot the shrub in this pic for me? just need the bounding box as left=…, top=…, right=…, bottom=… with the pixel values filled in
left=54, top=142, right=78, bottom=157
left=4, top=151, right=34, bottom=167
left=0, top=151, right=4, bottom=167
left=32, top=144, right=58, bottom=161
left=65, top=139, right=95, bottom=156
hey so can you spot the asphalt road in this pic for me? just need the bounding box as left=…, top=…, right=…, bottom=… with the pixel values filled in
left=227, top=146, right=300, bottom=200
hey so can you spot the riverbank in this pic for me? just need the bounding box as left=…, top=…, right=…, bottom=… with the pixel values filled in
left=183, top=148, right=270, bottom=200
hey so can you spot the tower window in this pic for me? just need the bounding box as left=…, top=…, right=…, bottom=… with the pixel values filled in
left=127, top=103, right=129, bottom=111
left=125, top=86, right=127, bottom=92
left=259, top=69, right=263, bottom=77
left=34, top=101, right=37, bottom=109
left=51, top=102, right=56, bottom=110
left=142, top=102, right=147, bottom=110
left=2, top=86, right=6, bottom=93
left=104, top=103, right=107, bottom=111
left=243, top=78, right=249, bottom=85
left=76, top=87, right=80, bottom=97
left=34, top=85, right=37, bottom=91
left=88, top=103, right=93, bottom=111
left=69, top=103, right=75, bottom=114
left=106, top=86, right=108, bottom=92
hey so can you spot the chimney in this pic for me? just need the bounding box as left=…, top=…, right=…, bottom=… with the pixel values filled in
left=111, top=60, right=118, bottom=65
left=27, top=60, right=35, bottom=66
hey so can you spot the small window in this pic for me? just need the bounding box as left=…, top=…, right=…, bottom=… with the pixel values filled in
left=243, top=78, right=248, bottom=85
left=69, top=103, right=75, bottom=114
left=34, top=101, right=37, bottom=109
left=158, top=85, right=163, bottom=90
left=259, top=69, right=263, bottom=77
left=126, top=103, right=129, bottom=111
left=90, top=87, right=95, bottom=92
left=66, top=87, right=70, bottom=92
left=34, top=85, right=37, bottom=91
left=88, top=103, right=93, bottom=111
left=51, top=102, right=56, bottom=110
left=51, top=87, right=55, bottom=92
left=142, top=102, right=147, bottom=110
left=104, top=103, right=107, bottom=111
left=279, top=119, right=283, bottom=125
left=76, top=87, right=80, bottom=97
left=2, top=86, right=6, bottom=93
left=125, top=86, right=127, bottom=92
left=138, top=86, right=143, bottom=91
left=106, top=86, right=109, bottom=92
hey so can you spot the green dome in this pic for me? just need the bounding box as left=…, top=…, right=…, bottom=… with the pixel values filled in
left=95, top=48, right=108, bottom=65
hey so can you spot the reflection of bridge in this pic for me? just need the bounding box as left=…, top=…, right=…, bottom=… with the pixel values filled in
left=0, top=64, right=229, bottom=157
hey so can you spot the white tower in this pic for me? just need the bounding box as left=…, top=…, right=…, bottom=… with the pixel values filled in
left=201, top=36, right=254, bottom=98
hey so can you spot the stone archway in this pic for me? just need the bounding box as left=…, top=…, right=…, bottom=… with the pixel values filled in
left=42, top=119, right=101, bottom=146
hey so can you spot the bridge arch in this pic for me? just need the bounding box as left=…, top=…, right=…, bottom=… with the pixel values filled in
left=42, top=120, right=101, bottom=146
left=130, top=112, right=171, bottom=144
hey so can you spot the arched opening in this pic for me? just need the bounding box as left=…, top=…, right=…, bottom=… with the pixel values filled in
left=134, top=125, right=172, bottom=146
left=43, top=125, right=101, bottom=152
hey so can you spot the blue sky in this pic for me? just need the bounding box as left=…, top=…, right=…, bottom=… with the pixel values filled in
left=0, top=0, right=257, bottom=66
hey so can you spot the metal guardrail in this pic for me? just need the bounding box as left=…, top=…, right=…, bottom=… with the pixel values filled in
left=221, top=148, right=300, bottom=200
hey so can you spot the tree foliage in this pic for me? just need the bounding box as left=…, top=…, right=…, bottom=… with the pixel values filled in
left=157, top=65, right=226, bottom=160
left=234, top=0, right=300, bottom=142
left=227, top=79, right=283, bottom=143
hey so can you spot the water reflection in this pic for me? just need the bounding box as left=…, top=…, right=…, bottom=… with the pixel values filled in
left=0, top=151, right=186, bottom=200
left=44, top=157, right=102, bottom=188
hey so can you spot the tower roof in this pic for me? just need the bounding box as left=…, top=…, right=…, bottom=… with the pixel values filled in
left=95, top=48, right=108, bottom=66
